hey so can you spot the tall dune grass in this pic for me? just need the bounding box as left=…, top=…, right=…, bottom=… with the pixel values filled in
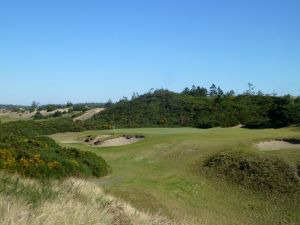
left=0, top=174, right=185, bottom=225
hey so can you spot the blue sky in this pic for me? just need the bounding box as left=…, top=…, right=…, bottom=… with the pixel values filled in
left=0, top=0, right=299, bottom=104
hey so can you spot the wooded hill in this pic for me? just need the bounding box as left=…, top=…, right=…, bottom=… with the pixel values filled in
left=89, top=86, right=300, bottom=129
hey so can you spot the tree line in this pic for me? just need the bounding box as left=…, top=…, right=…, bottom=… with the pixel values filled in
left=89, top=85, right=300, bottom=129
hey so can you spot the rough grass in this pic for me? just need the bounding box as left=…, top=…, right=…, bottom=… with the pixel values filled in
left=0, top=173, right=178, bottom=225
left=51, top=127, right=300, bottom=225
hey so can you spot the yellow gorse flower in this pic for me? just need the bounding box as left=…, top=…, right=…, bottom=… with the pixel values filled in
left=48, top=161, right=61, bottom=169
left=20, top=158, right=30, bottom=169
left=0, top=149, right=16, bottom=168
left=30, top=154, right=45, bottom=165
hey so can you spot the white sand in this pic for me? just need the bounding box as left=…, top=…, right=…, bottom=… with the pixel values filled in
left=255, top=140, right=300, bottom=151
left=97, top=137, right=143, bottom=147
left=58, top=135, right=143, bottom=147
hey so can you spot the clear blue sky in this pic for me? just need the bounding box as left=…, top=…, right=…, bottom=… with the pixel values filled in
left=0, top=0, right=299, bottom=105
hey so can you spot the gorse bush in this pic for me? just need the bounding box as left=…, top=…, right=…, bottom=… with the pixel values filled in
left=0, top=118, right=110, bottom=179
left=205, top=152, right=300, bottom=195
left=0, top=136, right=110, bottom=178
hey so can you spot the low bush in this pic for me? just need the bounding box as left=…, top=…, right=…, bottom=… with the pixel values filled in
left=52, top=111, right=63, bottom=117
left=0, top=118, right=88, bottom=137
left=0, top=119, right=110, bottom=179
left=33, top=112, right=46, bottom=120
left=0, top=136, right=110, bottom=179
left=205, top=152, right=300, bottom=194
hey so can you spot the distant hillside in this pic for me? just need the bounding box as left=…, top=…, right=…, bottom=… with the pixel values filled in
left=0, top=103, right=108, bottom=123
left=0, top=104, right=28, bottom=109
left=89, top=89, right=300, bottom=128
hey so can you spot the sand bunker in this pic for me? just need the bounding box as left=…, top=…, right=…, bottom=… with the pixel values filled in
left=255, top=139, right=300, bottom=151
left=86, top=135, right=144, bottom=147
left=57, top=134, right=144, bottom=147
left=99, top=136, right=142, bottom=147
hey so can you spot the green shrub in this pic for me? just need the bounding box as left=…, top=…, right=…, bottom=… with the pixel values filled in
left=197, top=119, right=220, bottom=128
left=0, top=136, right=110, bottom=179
left=46, top=105, right=59, bottom=112
left=52, top=111, right=63, bottom=118
left=33, top=112, right=45, bottom=120
left=205, top=152, right=300, bottom=194
left=0, top=120, right=110, bottom=179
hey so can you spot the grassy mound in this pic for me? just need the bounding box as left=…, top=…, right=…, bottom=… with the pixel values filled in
left=205, top=152, right=300, bottom=194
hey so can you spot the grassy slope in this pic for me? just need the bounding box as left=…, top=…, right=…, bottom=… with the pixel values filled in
left=0, top=173, right=173, bottom=225
left=50, top=127, right=300, bottom=225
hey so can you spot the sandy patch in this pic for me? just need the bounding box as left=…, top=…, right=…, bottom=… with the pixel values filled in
left=0, top=108, right=70, bottom=120
left=73, top=108, right=105, bottom=121
left=0, top=109, right=36, bottom=119
left=39, top=108, right=69, bottom=116
left=83, top=135, right=144, bottom=147
left=54, top=134, right=144, bottom=147
left=255, top=139, right=300, bottom=151
left=99, top=136, right=143, bottom=147
left=231, top=124, right=244, bottom=128
left=84, top=135, right=113, bottom=144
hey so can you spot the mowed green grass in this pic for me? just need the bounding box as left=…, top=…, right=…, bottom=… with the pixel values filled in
left=50, top=127, right=300, bottom=225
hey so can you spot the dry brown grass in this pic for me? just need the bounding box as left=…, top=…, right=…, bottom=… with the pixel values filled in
left=0, top=176, right=183, bottom=225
